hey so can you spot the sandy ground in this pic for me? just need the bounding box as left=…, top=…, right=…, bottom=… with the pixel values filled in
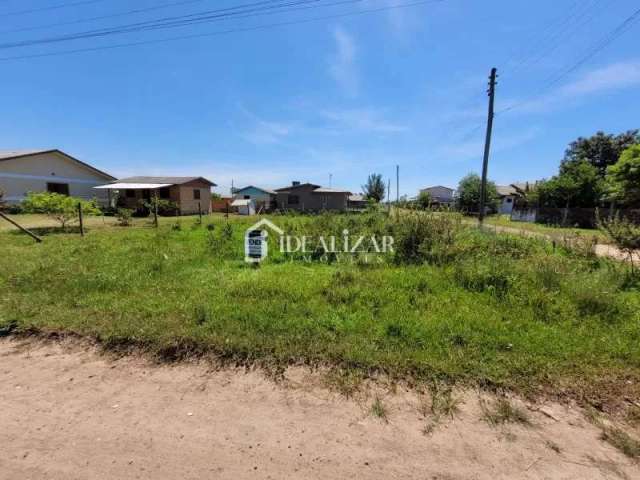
left=0, top=338, right=638, bottom=480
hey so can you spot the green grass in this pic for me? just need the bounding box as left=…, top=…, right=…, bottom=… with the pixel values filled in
left=482, top=214, right=609, bottom=243
left=1, top=211, right=639, bottom=404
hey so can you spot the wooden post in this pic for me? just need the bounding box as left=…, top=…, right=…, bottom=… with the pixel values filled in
left=153, top=191, right=159, bottom=228
left=0, top=211, right=42, bottom=243
left=198, top=202, right=202, bottom=224
left=479, top=67, right=497, bottom=226
left=225, top=202, right=229, bottom=219
left=78, top=202, right=84, bottom=237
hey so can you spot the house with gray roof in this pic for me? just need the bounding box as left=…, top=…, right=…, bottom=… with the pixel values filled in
left=0, top=149, right=115, bottom=205
left=95, top=176, right=216, bottom=215
left=274, top=181, right=352, bottom=212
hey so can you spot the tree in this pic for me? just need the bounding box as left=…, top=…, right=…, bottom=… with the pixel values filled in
left=416, top=190, right=432, bottom=210
left=362, top=173, right=386, bottom=203
left=561, top=130, right=639, bottom=177
left=21, top=192, right=100, bottom=229
left=605, top=145, right=640, bottom=207
left=536, top=161, right=603, bottom=209
left=598, top=213, right=640, bottom=274
left=456, top=173, right=498, bottom=213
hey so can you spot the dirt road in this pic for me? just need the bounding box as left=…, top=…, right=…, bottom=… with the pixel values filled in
left=1, top=338, right=637, bottom=480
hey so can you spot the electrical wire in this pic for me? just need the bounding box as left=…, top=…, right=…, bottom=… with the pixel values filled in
left=0, top=0, right=444, bottom=62
left=0, top=0, right=107, bottom=18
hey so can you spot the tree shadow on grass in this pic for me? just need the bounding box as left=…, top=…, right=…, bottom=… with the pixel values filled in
left=9, top=225, right=85, bottom=236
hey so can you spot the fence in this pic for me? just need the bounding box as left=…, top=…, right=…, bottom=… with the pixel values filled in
left=511, top=207, right=640, bottom=228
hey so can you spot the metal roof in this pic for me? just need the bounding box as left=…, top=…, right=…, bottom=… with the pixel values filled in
left=231, top=199, right=253, bottom=206
left=313, top=187, right=351, bottom=194
left=0, top=149, right=115, bottom=180
left=94, top=183, right=173, bottom=190
left=115, top=176, right=216, bottom=186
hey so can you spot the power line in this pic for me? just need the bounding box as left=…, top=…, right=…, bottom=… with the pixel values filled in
left=497, top=5, right=640, bottom=116
left=0, top=0, right=211, bottom=35
left=0, top=0, right=443, bottom=62
left=0, top=0, right=107, bottom=18
left=0, top=0, right=319, bottom=49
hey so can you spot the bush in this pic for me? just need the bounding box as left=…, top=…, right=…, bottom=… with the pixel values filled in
left=21, top=192, right=100, bottom=229
left=143, top=198, right=179, bottom=217
left=392, top=211, right=462, bottom=264
left=598, top=213, right=640, bottom=273
left=116, top=208, right=133, bottom=227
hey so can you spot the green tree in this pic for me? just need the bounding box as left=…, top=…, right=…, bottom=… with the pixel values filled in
left=456, top=173, right=498, bottom=213
left=537, top=161, right=603, bottom=209
left=21, top=192, right=100, bottom=229
left=598, top=213, right=640, bottom=274
left=605, top=145, right=640, bottom=207
left=561, top=130, right=639, bottom=177
left=362, top=173, right=386, bottom=203
left=416, top=190, right=432, bottom=210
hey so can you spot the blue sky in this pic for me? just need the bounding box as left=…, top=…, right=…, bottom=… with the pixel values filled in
left=1, top=0, right=639, bottom=197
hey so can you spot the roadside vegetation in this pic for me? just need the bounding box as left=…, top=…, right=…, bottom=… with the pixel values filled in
left=1, top=209, right=639, bottom=408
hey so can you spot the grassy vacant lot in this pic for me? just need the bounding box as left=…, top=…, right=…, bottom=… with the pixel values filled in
left=1, top=211, right=638, bottom=405
left=483, top=214, right=609, bottom=243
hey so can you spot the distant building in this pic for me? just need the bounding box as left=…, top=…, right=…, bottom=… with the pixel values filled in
left=230, top=198, right=256, bottom=216
left=0, top=149, right=115, bottom=205
left=419, top=186, right=455, bottom=206
left=232, top=185, right=276, bottom=212
left=274, top=181, right=351, bottom=212
left=496, top=183, right=533, bottom=215
left=348, top=194, right=368, bottom=210
left=95, top=176, right=216, bottom=215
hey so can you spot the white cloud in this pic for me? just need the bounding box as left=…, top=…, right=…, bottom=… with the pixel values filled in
left=559, top=60, right=640, bottom=96
left=320, top=108, right=408, bottom=133
left=238, top=106, right=293, bottom=145
left=437, top=127, right=540, bottom=162
left=328, top=26, right=359, bottom=96
left=500, top=59, right=640, bottom=115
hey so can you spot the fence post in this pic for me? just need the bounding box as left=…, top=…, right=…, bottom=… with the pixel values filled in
left=153, top=193, right=158, bottom=228
left=78, top=202, right=84, bottom=237
left=0, top=211, right=42, bottom=243
left=198, top=202, right=202, bottom=224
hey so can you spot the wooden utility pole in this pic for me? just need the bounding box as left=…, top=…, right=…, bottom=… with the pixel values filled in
left=153, top=192, right=159, bottom=228
left=0, top=211, right=42, bottom=243
left=387, top=178, right=391, bottom=207
left=396, top=165, right=399, bottom=203
left=479, top=67, right=497, bottom=225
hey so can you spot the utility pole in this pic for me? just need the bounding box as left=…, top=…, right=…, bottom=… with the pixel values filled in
left=479, top=67, right=497, bottom=226
left=231, top=179, right=234, bottom=196
left=396, top=165, right=399, bottom=203
left=387, top=178, right=391, bottom=207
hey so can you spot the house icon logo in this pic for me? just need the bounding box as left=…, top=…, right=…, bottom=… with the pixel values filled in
left=244, top=219, right=284, bottom=263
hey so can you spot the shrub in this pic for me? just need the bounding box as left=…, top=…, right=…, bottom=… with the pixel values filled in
left=598, top=213, right=640, bottom=274
left=143, top=198, right=179, bottom=217
left=116, top=208, right=133, bottom=227
left=392, top=211, right=462, bottom=264
left=21, top=192, right=100, bottom=229
left=452, top=259, right=514, bottom=298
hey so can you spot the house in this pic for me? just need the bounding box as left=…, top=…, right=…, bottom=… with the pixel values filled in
left=274, top=181, right=351, bottom=212
left=232, top=186, right=276, bottom=212
left=0, top=149, right=115, bottom=205
left=95, top=176, right=216, bottom=215
left=231, top=198, right=256, bottom=216
left=211, top=195, right=232, bottom=213
left=348, top=194, right=368, bottom=210
left=419, top=186, right=455, bottom=206
left=496, top=183, right=532, bottom=215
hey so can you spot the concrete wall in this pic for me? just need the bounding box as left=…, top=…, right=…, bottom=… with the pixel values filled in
left=0, top=151, right=113, bottom=205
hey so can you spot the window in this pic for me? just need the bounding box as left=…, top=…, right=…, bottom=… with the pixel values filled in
left=244, top=195, right=251, bottom=200
left=159, top=187, right=171, bottom=199
left=193, top=189, right=201, bottom=200
left=46, top=182, right=69, bottom=195
left=288, top=195, right=299, bottom=205
left=506, top=198, right=513, bottom=203
left=125, top=189, right=136, bottom=198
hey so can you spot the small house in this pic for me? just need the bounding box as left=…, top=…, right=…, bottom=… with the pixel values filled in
left=231, top=198, right=255, bottom=216
left=95, top=176, right=216, bottom=215
left=232, top=186, right=276, bottom=212
left=419, top=186, right=455, bottom=206
left=274, top=181, right=351, bottom=212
